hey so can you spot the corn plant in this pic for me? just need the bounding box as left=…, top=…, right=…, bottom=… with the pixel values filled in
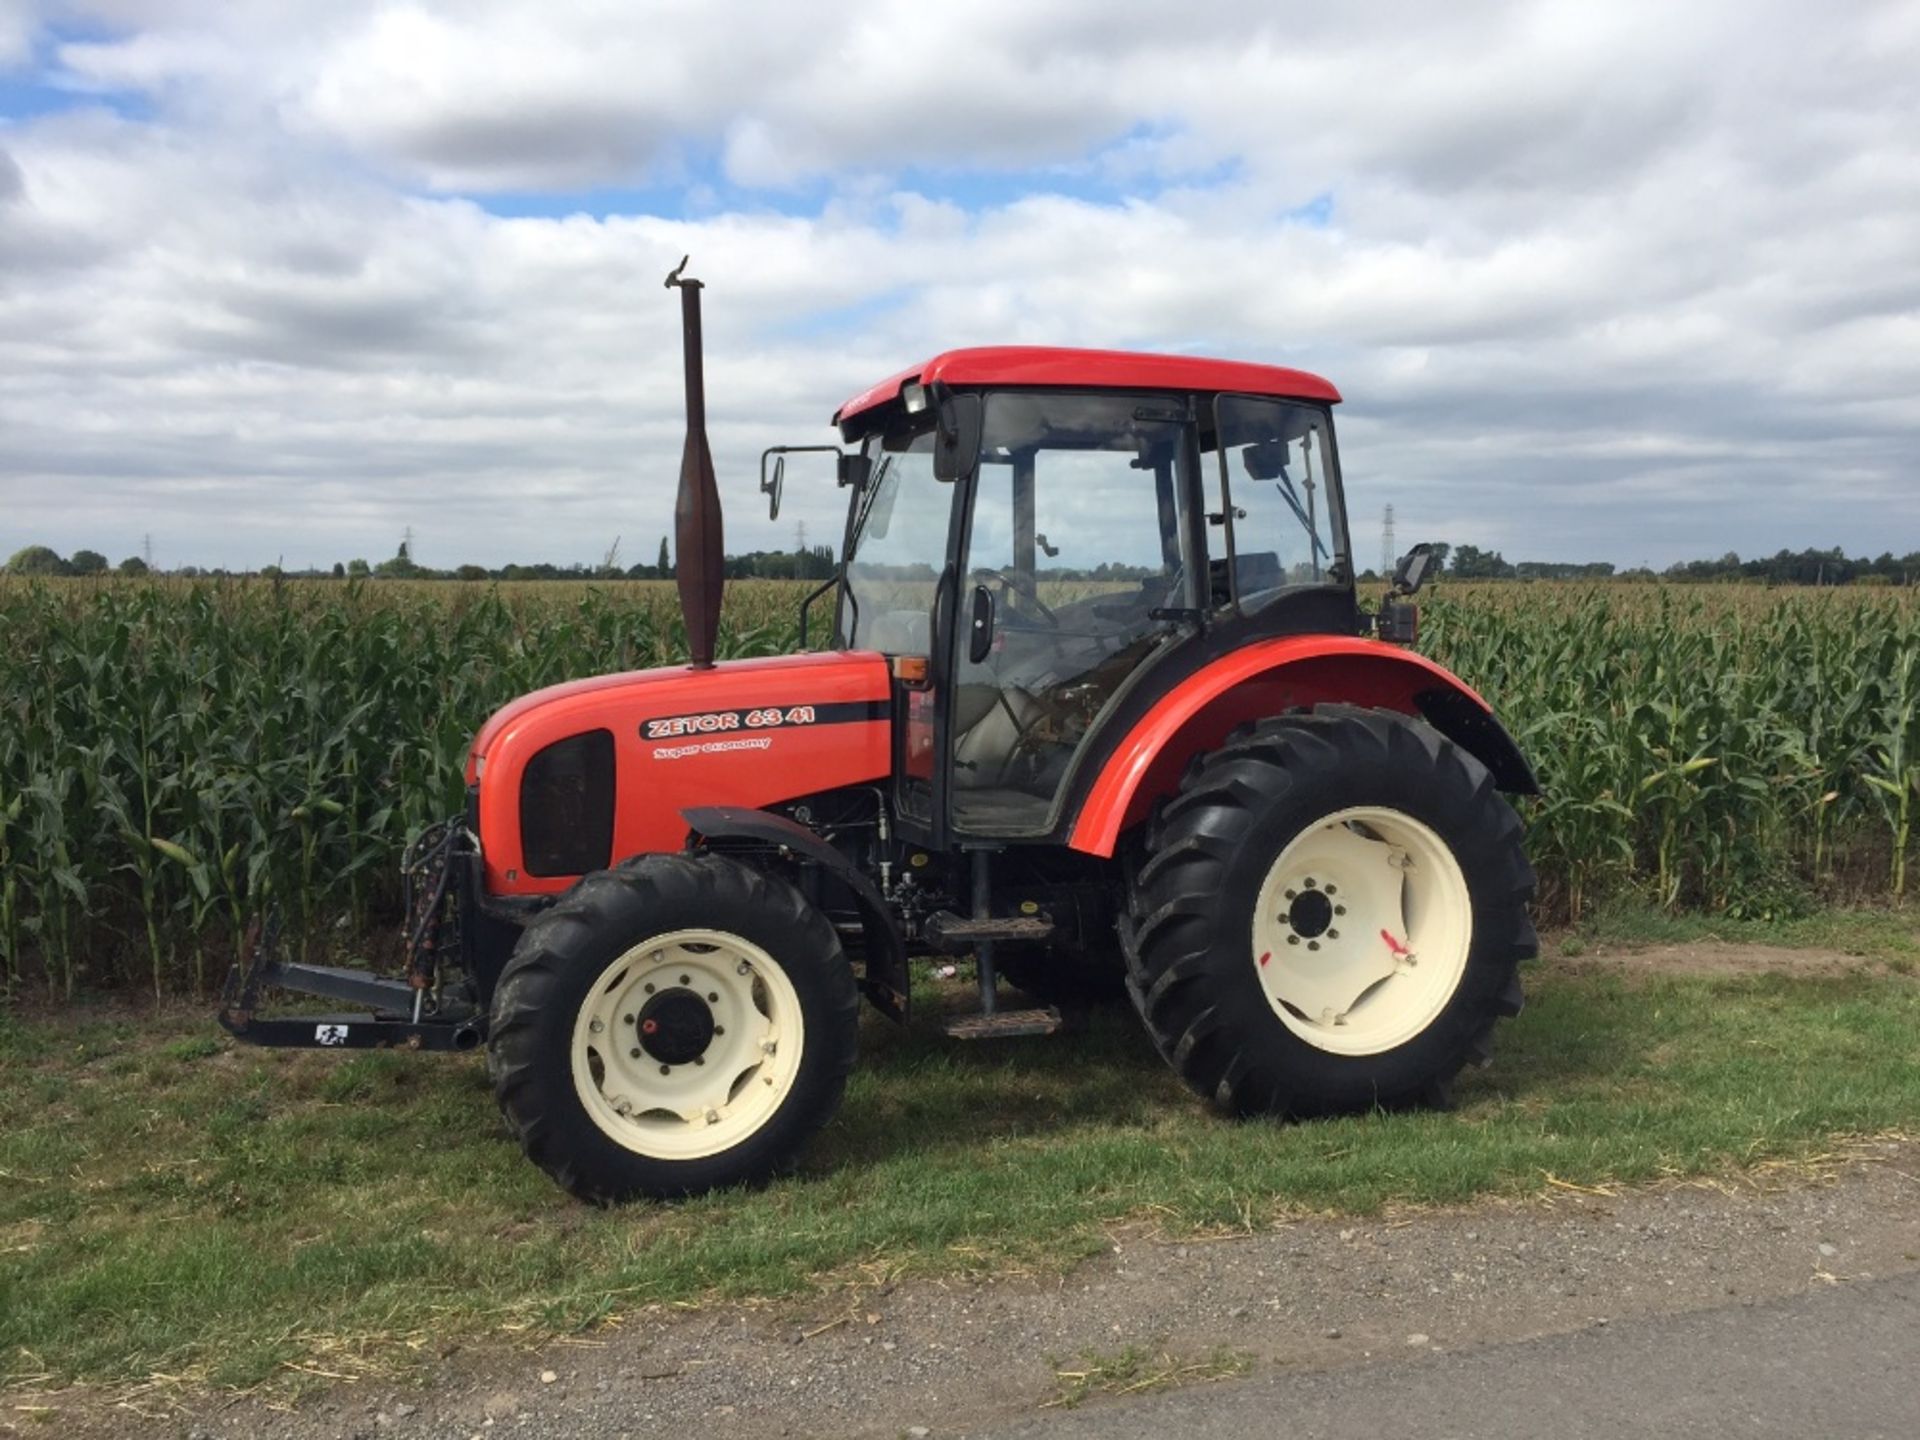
left=0, top=575, right=1915, bottom=1000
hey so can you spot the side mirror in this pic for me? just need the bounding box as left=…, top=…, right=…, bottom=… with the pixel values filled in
left=1392, top=542, right=1435, bottom=596
left=761, top=456, right=785, bottom=521
left=933, top=393, right=983, bottom=482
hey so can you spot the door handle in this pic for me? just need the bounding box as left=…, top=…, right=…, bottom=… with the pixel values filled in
left=968, top=584, right=994, bottom=664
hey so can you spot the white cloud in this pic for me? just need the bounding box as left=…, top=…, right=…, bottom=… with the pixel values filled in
left=1, top=1, right=1918, bottom=571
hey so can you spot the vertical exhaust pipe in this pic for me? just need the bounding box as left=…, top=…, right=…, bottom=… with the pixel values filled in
left=665, top=256, right=723, bottom=669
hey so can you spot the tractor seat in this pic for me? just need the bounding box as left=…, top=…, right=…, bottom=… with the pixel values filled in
left=952, top=683, right=1044, bottom=790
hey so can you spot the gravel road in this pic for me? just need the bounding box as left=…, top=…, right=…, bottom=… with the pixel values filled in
left=83, top=1135, right=1917, bottom=1440
left=978, top=1269, right=1920, bottom=1439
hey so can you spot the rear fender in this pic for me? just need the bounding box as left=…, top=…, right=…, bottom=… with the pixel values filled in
left=682, top=805, right=910, bottom=1024
left=1067, top=636, right=1536, bottom=859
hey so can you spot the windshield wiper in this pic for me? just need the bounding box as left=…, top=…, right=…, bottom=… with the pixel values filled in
left=1273, top=477, right=1331, bottom=562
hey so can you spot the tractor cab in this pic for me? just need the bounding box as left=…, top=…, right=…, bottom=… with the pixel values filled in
left=825, top=349, right=1357, bottom=845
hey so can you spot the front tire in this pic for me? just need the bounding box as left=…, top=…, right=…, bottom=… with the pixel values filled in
left=488, top=853, right=859, bottom=1202
left=1123, top=706, right=1535, bottom=1117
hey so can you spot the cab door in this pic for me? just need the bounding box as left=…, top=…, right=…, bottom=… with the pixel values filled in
left=948, top=391, right=1197, bottom=838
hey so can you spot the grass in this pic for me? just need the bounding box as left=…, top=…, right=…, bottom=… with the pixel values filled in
left=3, top=929, right=1919, bottom=1396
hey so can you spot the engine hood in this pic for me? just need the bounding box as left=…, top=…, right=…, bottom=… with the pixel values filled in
left=467, top=649, right=895, bottom=896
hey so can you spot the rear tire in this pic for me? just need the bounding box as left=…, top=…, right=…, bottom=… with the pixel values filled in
left=488, top=853, right=859, bottom=1202
left=1122, top=706, right=1534, bottom=1117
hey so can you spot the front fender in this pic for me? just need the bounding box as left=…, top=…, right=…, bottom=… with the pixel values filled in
left=1066, top=635, right=1536, bottom=859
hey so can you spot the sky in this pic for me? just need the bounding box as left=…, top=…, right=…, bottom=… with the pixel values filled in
left=1, top=0, right=1916, bottom=574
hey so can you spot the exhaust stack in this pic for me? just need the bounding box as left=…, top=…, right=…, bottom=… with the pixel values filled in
left=665, top=256, right=723, bottom=669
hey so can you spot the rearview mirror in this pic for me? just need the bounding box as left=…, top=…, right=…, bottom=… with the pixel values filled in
left=934, top=393, right=983, bottom=482
left=762, top=456, right=784, bottom=521
left=1392, top=542, right=1435, bottom=596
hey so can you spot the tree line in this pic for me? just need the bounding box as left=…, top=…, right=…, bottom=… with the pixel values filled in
left=2, top=539, right=839, bottom=583
left=9, top=539, right=1917, bottom=587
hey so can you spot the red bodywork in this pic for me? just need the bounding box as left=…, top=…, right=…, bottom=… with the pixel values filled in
left=834, top=347, right=1341, bottom=427
left=469, top=651, right=891, bottom=896
left=469, top=633, right=1500, bottom=895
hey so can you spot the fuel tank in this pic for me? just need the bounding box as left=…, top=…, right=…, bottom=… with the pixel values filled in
left=468, top=650, right=892, bottom=896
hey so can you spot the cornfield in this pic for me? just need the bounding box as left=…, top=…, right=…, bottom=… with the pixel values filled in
left=2, top=577, right=1916, bottom=999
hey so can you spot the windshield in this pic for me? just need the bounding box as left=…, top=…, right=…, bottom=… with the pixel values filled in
left=837, top=427, right=950, bottom=653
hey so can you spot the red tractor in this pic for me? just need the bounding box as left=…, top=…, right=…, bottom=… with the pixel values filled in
left=222, top=262, right=1537, bottom=1202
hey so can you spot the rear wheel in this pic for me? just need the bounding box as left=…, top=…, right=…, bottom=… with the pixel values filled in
left=1123, top=706, right=1534, bottom=1116
left=488, top=853, right=858, bottom=1202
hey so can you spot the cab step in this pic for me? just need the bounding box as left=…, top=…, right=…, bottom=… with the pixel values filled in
left=942, top=1006, right=1063, bottom=1040
left=923, top=910, right=1055, bottom=953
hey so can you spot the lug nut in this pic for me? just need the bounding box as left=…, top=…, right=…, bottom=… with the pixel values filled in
left=1325, top=884, right=1338, bottom=895
left=1287, top=935, right=1300, bottom=946
left=1334, top=905, right=1346, bottom=916
left=643, top=983, right=655, bottom=994
left=589, top=1020, right=604, bottom=1034
left=679, top=974, right=691, bottom=985
left=1304, top=877, right=1317, bottom=888
left=714, top=1025, right=725, bottom=1036
left=659, top=1063, right=670, bottom=1075
left=630, top=1047, right=641, bottom=1058
left=1328, top=929, right=1340, bottom=939
left=737, top=960, right=751, bottom=975
left=1284, top=888, right=1297, bottom=900
left=623, top=1013, right=634, bottom=1024
left=708, top=992, right=719, bottom=1003
left=1307, top=940, right=1320, bottom=951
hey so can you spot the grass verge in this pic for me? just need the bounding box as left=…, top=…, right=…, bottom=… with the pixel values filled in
left=3, top=921, right=1919, bottom=1393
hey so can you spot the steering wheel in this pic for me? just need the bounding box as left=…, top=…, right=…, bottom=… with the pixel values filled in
left=974, top=568, right=1062, bottom=629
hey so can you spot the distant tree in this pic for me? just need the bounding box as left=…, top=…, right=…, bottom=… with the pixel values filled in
left=374, top=538, right=420, bottom=580
left=260, top=564, right=284, bottom=580
left=118, top=555, right=150, bottom=577
left=657, top=536, right=671, bottom=577
left=68, top=548, right=108, bottom=575
left=5, top=545, right=66, bottom=576
left=1448, top=544, right=1514, bottom=580
left=331, top=561, right=346, bottom=579
left=346, top=558, right=371, bottom=579
left=455, top=564, right=490, bottom=581
left=1426, top=542, right=1451, bottom=574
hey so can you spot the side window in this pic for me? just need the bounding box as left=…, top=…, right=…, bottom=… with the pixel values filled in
left=838, top=430, right=950, bottom=653
left=1211, top=395, right=1342, bottom=610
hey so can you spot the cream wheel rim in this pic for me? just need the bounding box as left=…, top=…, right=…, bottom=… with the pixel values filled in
left=569, top=929, right=803, bottom=1161
left=1250, top=806, right=1472, bottom=1056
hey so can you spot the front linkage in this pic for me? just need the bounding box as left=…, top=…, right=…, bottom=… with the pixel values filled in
left=218, top=818, right=489, bottom=1053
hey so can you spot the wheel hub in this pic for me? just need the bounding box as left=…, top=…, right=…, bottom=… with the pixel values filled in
left=636, top=988, right=715, bottom=1066
left=1286, top=887, right=1334, bottom=939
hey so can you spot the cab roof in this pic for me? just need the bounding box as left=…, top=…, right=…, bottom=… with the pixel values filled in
left=832, top=346, right=1341, bottom=428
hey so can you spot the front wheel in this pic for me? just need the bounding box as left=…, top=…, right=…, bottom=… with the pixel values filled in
left=1123, top=706, right=1535, bottom=1117
left=488, top=853, right=859, bottom=1202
